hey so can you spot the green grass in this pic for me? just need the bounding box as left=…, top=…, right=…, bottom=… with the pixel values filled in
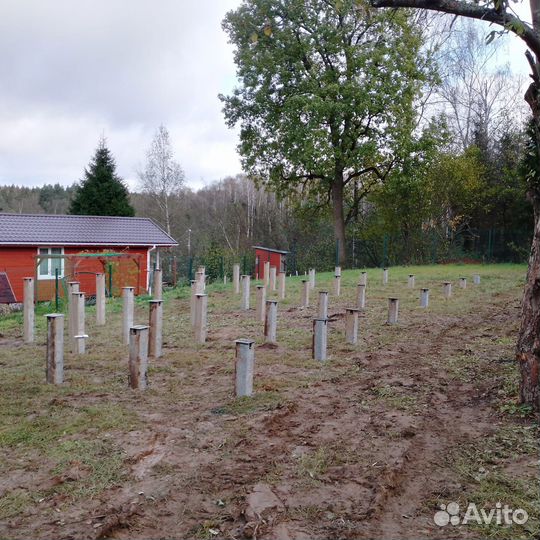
left=297, top=447, right=332, bottom=480
left=0, top=490, right=34, bottom=520
left=447, top=425, right=539, bottom=539
left=371, top=384, right=419, bottom=410
left=47, top=438, right=126, bottom=499
left=0, top=403, right=137, bottom=448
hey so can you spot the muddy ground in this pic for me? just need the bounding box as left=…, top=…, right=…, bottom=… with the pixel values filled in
left=0, top=264, right=538, bottom=539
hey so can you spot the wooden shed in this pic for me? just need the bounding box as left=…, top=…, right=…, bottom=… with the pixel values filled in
left=253, top=246, right=288, bottom=280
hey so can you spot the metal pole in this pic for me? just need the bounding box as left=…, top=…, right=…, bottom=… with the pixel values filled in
left=312, top=318, right=328, bottom=361
left=46, top=313, right=64, bottom=384
left=55, top=268, right=59, bottom=312
left=235, top=339, right=255, bottom=397
left=188, top=256, right=193, bottom=283
left=23, top=277, right=35, bottom=344
left=318, top=291, right=328, bottom=319
left=108, top=263, right=113, bottom=298
left=264, top=300, right=278, bottom=344
left=148, top=299, right=163, bottom=358
left=129, top=325, right=149, bottom=390
left=387, top=298, right=399, bottom=324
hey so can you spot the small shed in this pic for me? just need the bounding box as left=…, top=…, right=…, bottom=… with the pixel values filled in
left=253, top=246, right=288, bottom=280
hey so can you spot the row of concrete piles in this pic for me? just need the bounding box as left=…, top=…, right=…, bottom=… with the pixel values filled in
left=31, top=264, right=481, bottom=398
left=142, top=267, right=481, bottom=394
left=233, top=266, right=482, bottom=368
left=28, top=269, right=164, bottom=388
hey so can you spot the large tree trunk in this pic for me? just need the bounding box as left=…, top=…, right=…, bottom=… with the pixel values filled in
left=516, top=207, right=540, bottom=411
left=332, top=177, right=347, bottom=266
left=517, top=74, right=540, bottom=412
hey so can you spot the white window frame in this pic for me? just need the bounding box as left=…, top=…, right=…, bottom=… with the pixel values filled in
left=37, top=247, right=65, bottom=280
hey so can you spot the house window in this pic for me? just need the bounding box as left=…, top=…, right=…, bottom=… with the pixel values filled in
left=38, top=247, right=64, bottom=279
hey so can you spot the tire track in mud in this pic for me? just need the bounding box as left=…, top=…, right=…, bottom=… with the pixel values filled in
left=362, top=301, right=516, bottom=538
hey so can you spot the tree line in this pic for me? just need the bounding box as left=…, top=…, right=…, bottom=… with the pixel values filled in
left=0, top=114, right=532, bottom=272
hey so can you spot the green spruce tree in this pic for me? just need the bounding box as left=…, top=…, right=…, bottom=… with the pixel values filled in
left=70, top=138, right=135, bottom=216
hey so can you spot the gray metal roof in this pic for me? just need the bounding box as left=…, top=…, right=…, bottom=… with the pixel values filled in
left=0, top=213, right=178, bottom=246
left=252, top=245, right=289, bottom=254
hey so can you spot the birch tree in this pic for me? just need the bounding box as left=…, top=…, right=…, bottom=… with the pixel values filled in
left=138, top=125, right=185, bottom=235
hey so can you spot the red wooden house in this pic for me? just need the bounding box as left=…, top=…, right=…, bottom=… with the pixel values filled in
left=253, top=245, right=288, bottom=280
left=0, top=213, right=177, bottom=303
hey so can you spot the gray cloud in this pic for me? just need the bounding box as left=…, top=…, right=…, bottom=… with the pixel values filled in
left=0, top=0, right=242, bottom=189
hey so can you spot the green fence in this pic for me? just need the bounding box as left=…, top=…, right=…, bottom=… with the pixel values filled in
left=156, top=227, right=531, bottom=287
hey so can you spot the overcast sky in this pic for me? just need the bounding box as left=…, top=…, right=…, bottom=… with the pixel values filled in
left=0, top=0, right=533, bottom=192
left=0, top=0, right=243, bottom=190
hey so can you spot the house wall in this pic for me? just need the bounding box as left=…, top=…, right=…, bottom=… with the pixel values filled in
left=0, top=246, right=149, bottom=302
